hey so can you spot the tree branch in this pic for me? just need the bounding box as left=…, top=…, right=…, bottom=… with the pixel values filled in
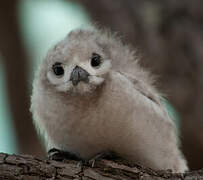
left=0, top=153, right=202, bottom=180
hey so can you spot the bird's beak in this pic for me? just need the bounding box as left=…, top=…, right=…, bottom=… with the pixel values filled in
left=70, top=66, right=89, bottom=86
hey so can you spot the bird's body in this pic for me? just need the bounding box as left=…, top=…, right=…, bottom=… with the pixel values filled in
left=31, top=28, right=188, bottom=172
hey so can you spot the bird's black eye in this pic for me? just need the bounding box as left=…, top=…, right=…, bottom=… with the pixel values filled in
left=52, top=62, right=64, bottom=76
left=91, top=53, right=102, bottom=68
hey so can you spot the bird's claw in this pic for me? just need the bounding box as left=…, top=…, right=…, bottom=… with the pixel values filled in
left=48, top=149, right=118, bottom=168
left=48, top=148, right=81, bottom=162
left=48, top=148, right=64, bottom=161
left=88, top=151, right=118, bottom=167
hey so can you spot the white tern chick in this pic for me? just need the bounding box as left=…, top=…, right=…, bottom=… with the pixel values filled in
left=31, top=28, right=188, bottom=172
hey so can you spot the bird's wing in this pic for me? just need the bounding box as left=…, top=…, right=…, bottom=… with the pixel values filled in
left=117, top=71, right=176, bottom=126
left=118, top=71, right=163, bottom=107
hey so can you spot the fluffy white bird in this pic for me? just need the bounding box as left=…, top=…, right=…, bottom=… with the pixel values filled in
left=31, top=28, right=188, bottom=172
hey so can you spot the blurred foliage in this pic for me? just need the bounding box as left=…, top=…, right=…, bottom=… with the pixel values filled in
left=0, top=60, right=17, bottom=153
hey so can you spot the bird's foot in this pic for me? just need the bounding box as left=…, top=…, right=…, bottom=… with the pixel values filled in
left=48, top=148, right=81, bottom=162
left=48, top=149, right=118, bottom=168
left=88, top=151, right=118, bottom=167
left=76, top=159, right=89, bottom=168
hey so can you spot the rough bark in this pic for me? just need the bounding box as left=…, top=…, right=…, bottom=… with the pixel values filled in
left=0, top=153, right=203, bottom=180
left=77, top=0, right=203, bottom=169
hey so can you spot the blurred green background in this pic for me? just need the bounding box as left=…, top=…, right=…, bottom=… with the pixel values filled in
left=0, top=63, right=17, bottom=153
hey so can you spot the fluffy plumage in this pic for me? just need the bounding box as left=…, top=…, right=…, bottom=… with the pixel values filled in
left=31, top=28, right=188, bottom=172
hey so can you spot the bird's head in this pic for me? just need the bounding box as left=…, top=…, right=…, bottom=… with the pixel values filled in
left=38, top=29, right=113, bottom=95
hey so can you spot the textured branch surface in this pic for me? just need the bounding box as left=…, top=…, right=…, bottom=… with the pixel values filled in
left=0, top=153, right=202, bottom=180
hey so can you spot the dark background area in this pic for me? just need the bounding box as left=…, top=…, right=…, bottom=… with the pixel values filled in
left=0, top=0, right=202, bottom=170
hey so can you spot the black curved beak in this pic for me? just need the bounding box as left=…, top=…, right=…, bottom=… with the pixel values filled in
left=70, top=66, right=89, bottom=86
